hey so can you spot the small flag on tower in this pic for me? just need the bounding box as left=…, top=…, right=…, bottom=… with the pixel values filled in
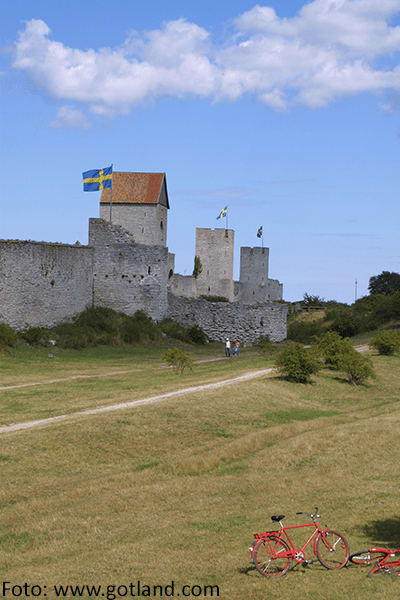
left=257, top=225, right=263, bottom=238
left=216, top=206, right=228, bottom=220
left=82, top=165, right=113, bottom=192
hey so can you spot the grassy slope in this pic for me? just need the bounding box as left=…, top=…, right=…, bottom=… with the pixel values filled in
left=0, top=345, right=269, bottom=425
left=0, top=346, right=399, bottom=598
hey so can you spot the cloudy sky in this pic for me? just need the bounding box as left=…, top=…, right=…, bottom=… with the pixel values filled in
left=2, top=0, right=400, bottom=303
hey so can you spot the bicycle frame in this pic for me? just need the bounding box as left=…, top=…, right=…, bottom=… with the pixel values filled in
left=260, top=520, right=336, bottom=562
left=366, top=548, right=400, bottom=574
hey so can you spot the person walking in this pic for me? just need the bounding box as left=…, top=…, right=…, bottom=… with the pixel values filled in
left=225, top=338, right=231, bottom=357
left=233, top=340, right=240, bottom=357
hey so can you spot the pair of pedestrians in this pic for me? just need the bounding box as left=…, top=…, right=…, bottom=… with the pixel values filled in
left=225, top=338, right=240, bottom=357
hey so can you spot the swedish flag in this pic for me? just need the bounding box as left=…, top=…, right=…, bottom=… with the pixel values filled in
left=257, top=226, right=263, bottom=238
left=82, top=165, right=112, bottom=192
left=216, top=206, right=228, bottom=220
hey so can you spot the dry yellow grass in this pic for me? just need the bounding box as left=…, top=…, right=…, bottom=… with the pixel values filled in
left=0, top=351, right=399, bottom=599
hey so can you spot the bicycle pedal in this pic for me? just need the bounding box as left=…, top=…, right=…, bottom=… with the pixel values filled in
left=302, top=560, right=313, bottom=567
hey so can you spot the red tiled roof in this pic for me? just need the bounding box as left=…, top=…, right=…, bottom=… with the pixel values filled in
left=100, top=172, right=167, bottom=206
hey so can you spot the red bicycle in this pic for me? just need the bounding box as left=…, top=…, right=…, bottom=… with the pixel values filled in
left=350, top=547, right=400, bottom=577
left=249, top=509, right=349, bottom=577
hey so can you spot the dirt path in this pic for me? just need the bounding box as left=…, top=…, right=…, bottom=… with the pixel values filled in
left=0, top=356, right=228, bottom=392
left=0, top=344, right=370, bottom=435
left=0, top=367, right=274, bottom=435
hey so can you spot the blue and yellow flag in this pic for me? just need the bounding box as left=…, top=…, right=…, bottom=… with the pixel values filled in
left=82, top=165, right=112, bottom=192
left=257, top=225, right=263, bottom=238
left=216, top=206, right=228, bottom=220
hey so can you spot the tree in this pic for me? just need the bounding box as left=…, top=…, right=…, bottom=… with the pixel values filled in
left=368, top=271, right=400, bottom=296
left=302, top=293, right=325, bottom=307
left=163, top=348, right=193, bottom=374
left=192, top=255, right=203, bottom=279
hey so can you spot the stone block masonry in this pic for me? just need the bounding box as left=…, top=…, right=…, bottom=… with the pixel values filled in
left=167, top=293, right=287, bottom=343
left=89, top=219, right=168, bottom=321
left=0, top=240, right=93, bottom=329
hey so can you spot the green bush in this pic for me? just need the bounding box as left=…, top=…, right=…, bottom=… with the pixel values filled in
left=163, top=348, right=193, bottom=374
left=187, top=324, right=208, bottom=344
left=317, top=332, right=353, bottom=369
left=327, top=307, right=361, bottom=338
left=0, top=323, right=17, bottom=349
left=287, top=320, right=325, bottom=344
left=254, top=335, right=272, bottom=355
left=275, top=343, right=322, bottom=383
left=338, top=350, right=375, bottom=385
left=200, top=295, right=229, bottom=303
left=370, top=330, right=400, bottom=355
left=19, top=326, right=50, bottom=346
left=159, top=319, right=191, bottom=343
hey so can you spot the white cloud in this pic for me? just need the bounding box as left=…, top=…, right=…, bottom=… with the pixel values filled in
left=12, top=2, right=400, bottom=119
left=49, top=105, right=90, bottom=129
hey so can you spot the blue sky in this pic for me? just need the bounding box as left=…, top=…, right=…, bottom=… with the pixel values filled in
left=1, top=0, right=400, bottom=304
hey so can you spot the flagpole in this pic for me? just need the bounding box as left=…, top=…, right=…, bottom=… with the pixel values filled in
left=109, top=163, right=113, bottom=223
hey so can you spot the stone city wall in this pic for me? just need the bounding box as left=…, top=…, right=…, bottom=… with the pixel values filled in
left=0, top=240, right=93, bottom=329
left=167, top=292, right=287, bottom=343
left=89, top=218, right=169, bottom=321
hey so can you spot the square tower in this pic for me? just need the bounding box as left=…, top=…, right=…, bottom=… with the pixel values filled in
left=100, top=172, right=169, bottom=247
left=195, top=228, right=234, bottom=301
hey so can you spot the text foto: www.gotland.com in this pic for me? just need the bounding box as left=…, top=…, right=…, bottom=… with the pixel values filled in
left=1, top=581, right=220, bottom=599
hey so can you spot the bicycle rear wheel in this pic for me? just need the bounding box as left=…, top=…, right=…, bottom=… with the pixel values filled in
left=253, top=536, right=291, bottom=577
left=316, top=530, right=349, bottom=569
left=368, top=564, right=400, bottom=577
left=350, top=550, right=387, bottom=566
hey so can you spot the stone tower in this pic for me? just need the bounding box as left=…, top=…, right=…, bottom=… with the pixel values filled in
left=195, top=228, right=235, bottom=301
left=100, top=172, right=169, bottom=247
left=238, top=246, right=282, bottom=302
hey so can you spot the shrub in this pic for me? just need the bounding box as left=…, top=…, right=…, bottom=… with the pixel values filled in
left=163, top=348, right=193, bottom=374
left=370, top=330, right=400, bottom=356
left=338, top=350, right=375, bottom=385
left=327, top=308, right=361, bottom=338
left=317, top=332, right=353, bottom=369
left=19, top=327, right=50, bottom=346
left=0, top=323, right=17, bottom=349
left=275, top=343, right=322, bottom=383
left=287, top=320, right=325, bottom=344
left=200, top=295, right=229, bottom=302
left=187, top=324, right=208, bottom=344
left=159, top=319, right=191, bottom=343
left=254, top=335, right=272, bottom=355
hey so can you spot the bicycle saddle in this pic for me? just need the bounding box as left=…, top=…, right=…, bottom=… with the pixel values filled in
left=271, top=515, right=285, bottom=522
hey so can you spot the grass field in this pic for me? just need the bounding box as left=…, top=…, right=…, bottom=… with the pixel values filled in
left=0, top=341, right=399, bottom=599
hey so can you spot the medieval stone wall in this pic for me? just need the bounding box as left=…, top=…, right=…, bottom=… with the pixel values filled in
left=0, top=240, right=93, bottom=329
left=195, top=228, right=235, bottom=300
left=89, top=219, right=168, bottom=321
left=99, top=203, right=168, bottom=247
left=167, top=293, right=287, bottom=343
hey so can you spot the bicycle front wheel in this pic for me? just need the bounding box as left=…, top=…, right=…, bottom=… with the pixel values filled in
left=316, top=530, right=349, bottom=569
left=350, top=550, right=387, bottom=566
left=253, top=536, right=291, bottom=577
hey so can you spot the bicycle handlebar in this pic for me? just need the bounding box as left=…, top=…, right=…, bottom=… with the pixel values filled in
left=296, top=507, right=321, bottom=520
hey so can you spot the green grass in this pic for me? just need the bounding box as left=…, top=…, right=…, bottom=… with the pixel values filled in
left=0, top=344, right=399, bottom=599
